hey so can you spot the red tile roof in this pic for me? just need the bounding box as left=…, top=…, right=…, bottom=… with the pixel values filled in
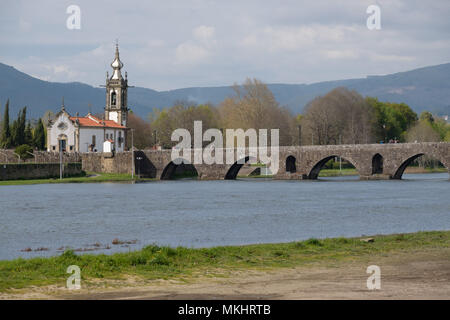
left=69, top=115, right=126, bottom=129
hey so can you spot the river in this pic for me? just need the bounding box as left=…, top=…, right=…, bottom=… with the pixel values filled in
left=0, top=173, right=449, bottom=260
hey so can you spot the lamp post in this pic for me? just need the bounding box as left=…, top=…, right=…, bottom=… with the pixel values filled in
left=59, top=140, right=63, bottom=180
left=298, top=125, right=301, bottom=146
left=339, top=134, right=342, bottom=173
left=131, top=129, right=135, bottom=180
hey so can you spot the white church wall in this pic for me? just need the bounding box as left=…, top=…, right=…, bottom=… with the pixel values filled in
left=48, top=113, right=76, bottom=151
left=79, top=128, right=105, bottom=153
left=78, top=128, right=126, bottom=153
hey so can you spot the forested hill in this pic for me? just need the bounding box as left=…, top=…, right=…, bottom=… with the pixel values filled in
left=1, top=61, right=449, bottom=119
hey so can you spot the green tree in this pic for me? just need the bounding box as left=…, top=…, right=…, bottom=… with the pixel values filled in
left=419, top=111, right=434, bottom=123
left=24, top=122, right=33, bottom=145
left=445, top=130, right=450, bottom=142
left=11, top=106, right=27, bottom=147
left=15, top=144, right=34, bottom=159
left=430, top=118, right=449, bottom=141
left=33, top=119, right=46, bottom=150
left=366, top=97, right=417, bottom=142
left=1, top=99, right=12, bottom=148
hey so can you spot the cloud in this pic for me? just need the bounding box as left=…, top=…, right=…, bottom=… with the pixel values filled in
left=1, top=1, right=449, bottom=90
left=175, top=42, right=210, bottom=65
left=193, top=25, right=215, bottom=42
left=241, top=25, right=358, bottom=52
left=174, top=25, right=216, bottom=66
left=322, top=49, right=359, bottom=60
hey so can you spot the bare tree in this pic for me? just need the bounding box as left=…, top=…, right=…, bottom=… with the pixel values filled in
left=406, top=121, right=440, bottom=143
left=219, top=78, right=296, bottom=146
left=301, top=87, right=373, bottom=145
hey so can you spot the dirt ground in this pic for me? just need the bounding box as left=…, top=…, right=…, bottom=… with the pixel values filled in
left=2, top=249, right=449, bottom=300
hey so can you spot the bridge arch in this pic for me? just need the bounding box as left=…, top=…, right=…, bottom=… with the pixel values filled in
left=286, top=155, right=296, bottom=173
left=308, top=155, right=359, bottom=179
left=393, top=153, right=448, bottom=179
left=225, top=156, right=257, bottom=180
left=372, top=153, right=383, bottom=174
left=160, top=159, right=198, bottom=180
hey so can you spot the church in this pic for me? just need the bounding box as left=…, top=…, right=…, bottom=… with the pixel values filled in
left=47, top=44, right=129, bottom=153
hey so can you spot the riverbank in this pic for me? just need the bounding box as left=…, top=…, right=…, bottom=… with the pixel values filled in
left=1, top=231, right=448, bottom=298
left=0, top=172, right=153, bottom=185
left=318, top=167, right=447, bottom=177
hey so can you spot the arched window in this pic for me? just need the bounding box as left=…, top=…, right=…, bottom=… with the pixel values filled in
left=286, top=156, right=296, bottom=173
left=372, top=153, right=383, bottom=174
left=111, top=91, right=117, bottom=106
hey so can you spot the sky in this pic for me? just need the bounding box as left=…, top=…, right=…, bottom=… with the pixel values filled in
left=0, top=0, right=449, bottom=91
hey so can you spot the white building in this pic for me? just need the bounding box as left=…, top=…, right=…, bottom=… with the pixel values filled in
left=47, top=44, right=129, bottom=153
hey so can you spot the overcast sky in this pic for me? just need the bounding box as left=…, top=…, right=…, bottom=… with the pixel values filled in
left=1, top=0, right=449, bottom=90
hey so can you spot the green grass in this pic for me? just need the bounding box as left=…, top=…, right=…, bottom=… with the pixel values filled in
left=0, top=172, right=154, bottom=186
left=0, top=231, right=448, bottom=292
left=318, top=168, right=359, bottom=177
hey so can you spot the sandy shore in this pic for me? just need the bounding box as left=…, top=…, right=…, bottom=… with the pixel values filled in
left=2, top=248, right=449, bottom=300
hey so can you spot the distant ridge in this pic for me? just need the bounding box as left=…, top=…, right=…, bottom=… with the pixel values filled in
left=1, top=62, right=449, bottom=119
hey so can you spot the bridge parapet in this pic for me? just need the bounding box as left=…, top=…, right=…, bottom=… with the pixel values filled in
left=81, top=142, right=449, bottom=180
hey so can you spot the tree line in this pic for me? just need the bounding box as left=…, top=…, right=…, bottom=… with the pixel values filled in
left=128, top=78, right=450, bottom=149
left=0, top=99, right=46, bottom=152
left=2, top=78, right=449, bottom=152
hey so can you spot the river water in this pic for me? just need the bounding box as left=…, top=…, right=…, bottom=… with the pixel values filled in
left=0, top=173, right=449, bottom=260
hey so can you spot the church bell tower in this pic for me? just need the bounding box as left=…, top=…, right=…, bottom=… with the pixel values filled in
left=105, top=42, right=128, bottom=127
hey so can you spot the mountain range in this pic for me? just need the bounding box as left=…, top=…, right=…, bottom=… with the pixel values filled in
left=1, top=61, right=449, bottom=120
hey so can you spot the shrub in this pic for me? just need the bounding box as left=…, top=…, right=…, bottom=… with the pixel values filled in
left=306, top=238, right=323, bottom=246
left=15, top=144, right=34, bottom=160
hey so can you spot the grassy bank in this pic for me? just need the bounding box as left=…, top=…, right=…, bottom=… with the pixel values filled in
left=0, top=172, right=153, bottom=186
left=0, top=231, right=448, bottom=292
left=318, top=168, right=359, bottom=177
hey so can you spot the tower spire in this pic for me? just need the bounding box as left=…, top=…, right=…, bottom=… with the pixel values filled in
left=110, top=40, right=123, bottom=79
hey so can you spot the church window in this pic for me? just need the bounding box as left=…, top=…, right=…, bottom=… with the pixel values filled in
left=111, top=91, right=117, bottom=106
left=92, top=135, right=96, bottom=146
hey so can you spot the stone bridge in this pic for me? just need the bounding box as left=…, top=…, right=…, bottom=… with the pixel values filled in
left=81, top=142, right=450, bottom=180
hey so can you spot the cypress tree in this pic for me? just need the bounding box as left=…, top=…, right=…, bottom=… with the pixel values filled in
left=1, top=100, right=11, bottom=148
left=24, top=121, right=33, bottom=145
left=12, top=107, right=27, bottom=147
left=10, top=117, right=18, bottom=147
left=33, top=119, right=46, bottom=150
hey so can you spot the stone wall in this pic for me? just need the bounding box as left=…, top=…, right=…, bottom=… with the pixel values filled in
left=0, top=163, right=83, bottom=181
left=0, top=149, right=81, bottom=164
left=81, top=152, right=132, bottom=174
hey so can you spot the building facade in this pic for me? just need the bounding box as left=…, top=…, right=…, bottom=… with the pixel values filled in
left=47, top=44, right=129, bottom=153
